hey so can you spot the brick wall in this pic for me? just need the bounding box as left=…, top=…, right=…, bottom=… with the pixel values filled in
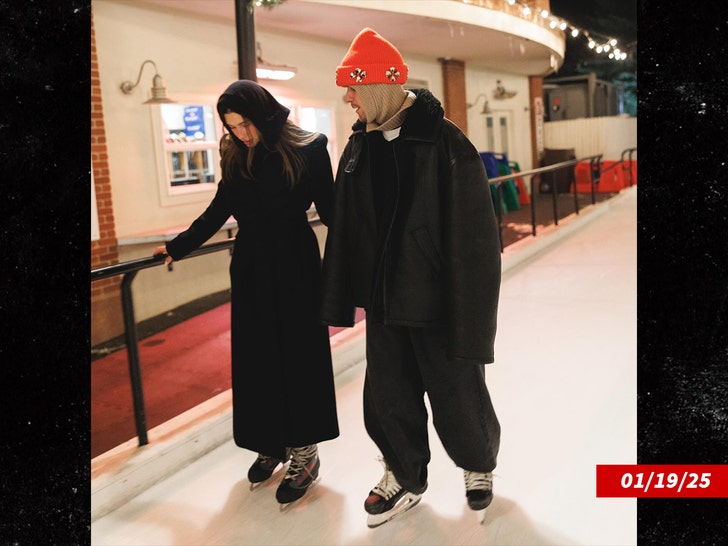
left=91, top=14, right=123, bottom=345
left=439, top=58, right=468, bottom=135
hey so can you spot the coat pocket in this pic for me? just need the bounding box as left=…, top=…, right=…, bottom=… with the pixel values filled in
left=410, top=226, right=442, bottom=278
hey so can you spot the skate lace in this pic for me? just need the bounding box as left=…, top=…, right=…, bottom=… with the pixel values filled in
left=464, top=470, right=493, bottom=492
left=257, top=448, right=290, bottom=468
left=371, top=459, right=402, bottom=500
left=286, top=445, right=318, bottom=479
left=257, top=454, right=277, bottom=465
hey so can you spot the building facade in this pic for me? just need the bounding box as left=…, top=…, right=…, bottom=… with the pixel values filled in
left=91, top=0, right=569, bottom=344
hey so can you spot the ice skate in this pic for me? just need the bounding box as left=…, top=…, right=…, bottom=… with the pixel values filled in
left=464, top=469, right=493, bottom=519
left=276, top=445, right=320, bottom=510
left=247, top=449, right=290, bottom=491
left=365, top=459, right=425, bottom=528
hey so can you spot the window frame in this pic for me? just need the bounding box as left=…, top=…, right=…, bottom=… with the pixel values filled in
left=150, top=98, right=223, bottom=207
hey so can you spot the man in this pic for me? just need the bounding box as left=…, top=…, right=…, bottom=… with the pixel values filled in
left=321, top=28, right=502, bottom=527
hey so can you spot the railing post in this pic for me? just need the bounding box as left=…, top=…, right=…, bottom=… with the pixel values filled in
left=551, top=170, right=559, bottom=226
left=630, top=149, right=636, bottom=187
left=572, top=164, right=580, bottom=216
left=622, top=148, right=636, bottom=188
left=589, top=158, right=600, bottom=205
left=120, top=270, right=148, bottom=446
left=495, top=183, right=504, bottom=252
left=630, top=149, right=635, bottom=187
left=530, top=175, right=538, bottom=236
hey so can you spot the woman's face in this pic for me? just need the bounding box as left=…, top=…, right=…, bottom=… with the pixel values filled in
left=224, top=112, right=261, bottom=148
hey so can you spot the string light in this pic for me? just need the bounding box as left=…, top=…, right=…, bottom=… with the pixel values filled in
left=491, top=0, right=634, bottom=62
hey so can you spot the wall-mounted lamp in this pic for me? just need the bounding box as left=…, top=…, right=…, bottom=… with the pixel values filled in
left=256, top=43, right=297, bottom=81
left=467, top=93, right=492, bottom=114
left=120, top=60, right=176, bottom=104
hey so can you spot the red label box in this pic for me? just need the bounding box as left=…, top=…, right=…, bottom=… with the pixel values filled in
left=596, top=464, right=728, bottom=498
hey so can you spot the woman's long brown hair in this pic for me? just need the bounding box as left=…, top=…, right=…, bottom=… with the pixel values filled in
left=220, top=118, right=319, bottom=187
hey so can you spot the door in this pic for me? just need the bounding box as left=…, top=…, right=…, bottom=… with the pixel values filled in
left=484, top=112, right=512, bottom=156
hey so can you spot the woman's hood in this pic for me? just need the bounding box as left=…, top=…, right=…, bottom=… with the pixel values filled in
left=216, top=79, right=290, bottom=149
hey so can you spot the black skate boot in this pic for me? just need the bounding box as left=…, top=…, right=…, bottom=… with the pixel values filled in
left=364, top=458, right=425, bottom=528
left=275, top=444, right=320, bottom=510
left=247, top=449, right=290, bottom=490
left=464, top=469, right=493, bottom=511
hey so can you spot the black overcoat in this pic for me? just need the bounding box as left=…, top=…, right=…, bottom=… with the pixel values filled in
left=321, top=89, right=501, bottom=364
left=166, top=132, right=339, bottom=455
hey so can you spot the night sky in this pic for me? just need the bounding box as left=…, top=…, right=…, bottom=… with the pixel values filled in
left=549, top=0, right=637, bottom=42
left=549, top=0, right=637, bottom=77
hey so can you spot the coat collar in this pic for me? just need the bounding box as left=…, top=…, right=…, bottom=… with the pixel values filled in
left=348, top=88, right=444, bottom=143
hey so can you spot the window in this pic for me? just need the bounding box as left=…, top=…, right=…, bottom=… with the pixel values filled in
left=151, top=102, right=221, bottom=206
left=285, top=101, right=337, bottom=221
left=484, top=112, right=511, bottom=155
left=287, top=101, right=337, bottom=171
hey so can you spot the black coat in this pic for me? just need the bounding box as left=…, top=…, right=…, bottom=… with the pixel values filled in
left=166, top=132, right=339, bottom=453
left=321, top=89, right=501, bottom=364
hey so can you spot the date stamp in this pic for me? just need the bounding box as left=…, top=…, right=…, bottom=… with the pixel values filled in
left=596, top=465, right=728, bottom=498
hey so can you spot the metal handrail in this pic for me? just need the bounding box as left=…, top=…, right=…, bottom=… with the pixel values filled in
left=487, top=149, right=636, bottom=252
left=92, top=238, right=236, bottom=446
left=91, top=238, right=235, bottom=282
left=620, top=147, right=637, bottom=187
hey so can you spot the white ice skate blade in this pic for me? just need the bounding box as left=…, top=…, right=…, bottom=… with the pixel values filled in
left=249, top=480, right=269, bottom=492
left=477, top=508, right=487, bottom=525
left=278, top=476, right=321, bottom=512
left=366, top=492, right=422, bottom=528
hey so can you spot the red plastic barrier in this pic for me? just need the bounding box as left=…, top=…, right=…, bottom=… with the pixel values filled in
left=574, top=161, right=625, bottom=193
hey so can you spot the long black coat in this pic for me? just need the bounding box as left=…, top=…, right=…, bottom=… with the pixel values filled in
left=166, top=133, right=339, bottom=454
left=321, top=89, right=501, bottom=364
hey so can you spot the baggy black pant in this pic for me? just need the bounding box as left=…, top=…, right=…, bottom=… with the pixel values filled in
left=363, top=321, right=501, bottom=494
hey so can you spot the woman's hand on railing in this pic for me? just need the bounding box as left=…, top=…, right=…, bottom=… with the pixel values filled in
left=153, top=245, right=173, bottom=266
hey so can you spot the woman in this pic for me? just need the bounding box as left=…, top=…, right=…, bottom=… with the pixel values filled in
left=153, top=80, right=339, bottom=506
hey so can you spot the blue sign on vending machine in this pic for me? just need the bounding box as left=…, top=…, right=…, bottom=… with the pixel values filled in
left=184, top=106, right=204, bottom=139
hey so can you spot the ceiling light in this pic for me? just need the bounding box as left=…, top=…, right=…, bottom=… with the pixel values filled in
left=256, top=42, right=297, bottom=81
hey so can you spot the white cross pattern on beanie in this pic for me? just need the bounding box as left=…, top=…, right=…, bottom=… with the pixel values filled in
left=385, top=67, right=400, bottom=81
left=350, top=68, right=367, bottom=82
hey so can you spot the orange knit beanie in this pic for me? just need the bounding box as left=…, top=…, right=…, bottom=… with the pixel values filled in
left=336, top=28, right=408, bottom=87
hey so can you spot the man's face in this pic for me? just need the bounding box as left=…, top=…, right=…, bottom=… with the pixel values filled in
left=344, top=86, right=367, bottom=122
